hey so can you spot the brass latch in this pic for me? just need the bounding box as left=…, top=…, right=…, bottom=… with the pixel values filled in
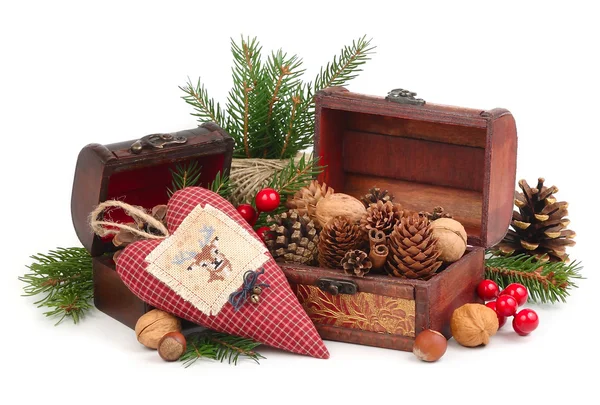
left=385, top=88, right=426, bottom=106
left=316, top=278, right=358, bottom=296
left=130, top=133, right=188, bottom=154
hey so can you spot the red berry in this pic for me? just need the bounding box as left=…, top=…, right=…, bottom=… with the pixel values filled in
left=512, top=309, right=539, bottom=336
left=500, top=283, right=529, bottom=307
left=237, top=204, right=257, bottom=226
left=485, top=301, right=507, bottom=329
left=256, top=226, right=272, bottom=242
left=255, top=188, right=281, bottom=212
left=495, top=295, right=519, bottom=317
left=477, top=279, right=500, bottom=301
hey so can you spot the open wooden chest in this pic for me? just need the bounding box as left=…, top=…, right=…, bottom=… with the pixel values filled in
left=280, top=87, right=518, bottom=351
left=71, top=123, right=234, bottom=329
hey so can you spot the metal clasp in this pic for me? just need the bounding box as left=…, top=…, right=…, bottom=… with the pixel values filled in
left=130, top=133, right=188, bottom=154
left=316, top=278, right=358, bottom=296
left=386, top=88, right=426, bottom=106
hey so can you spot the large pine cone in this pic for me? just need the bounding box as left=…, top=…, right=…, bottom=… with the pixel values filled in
left=341, top=250, right=372, bottom=277
left=385, top=213, right=442, bottom=280
left=496, top=178, right=576, bottom=262
left=318, top=216, right=363, bottom=269
left=265, top=210, right=319, bottom=265
left=286, top=180, right=334, bottom=223
left=360, top=201, right=403, bottom=237
left=360, top=187, right=394, bottom=207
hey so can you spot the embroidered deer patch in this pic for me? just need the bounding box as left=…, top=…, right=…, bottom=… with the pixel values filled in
left=171, top=225, right=233, bottom=283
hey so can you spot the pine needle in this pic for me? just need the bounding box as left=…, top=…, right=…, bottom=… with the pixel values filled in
left=167, top=161, right=202, bottom=197
left=485, top=251, right=583, bottom=304
left=208, top=171, right=233, bottom=199
left=19, top=247, right=94, bottom=325
left=180, top=331, right=264, bottom=367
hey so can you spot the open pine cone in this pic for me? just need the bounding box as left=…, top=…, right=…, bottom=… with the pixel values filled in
left=265, top=210, right=319, bottom=265
left=385, top=213, right=442, bottom=280
left=360, top=201, right=403, bottom=237
left=318, top=216, right=363, bottom=269
left=286, top=180, right=334, bottom=223
left=360, top=187, right=394, bottom=207
left=496, top=178, right=576, bottom=262
left=341, top=250, right=372, bottom=277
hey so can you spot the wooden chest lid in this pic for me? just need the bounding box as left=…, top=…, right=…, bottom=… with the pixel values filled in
left=71, top=122, right=234, bottom=256
left=314, top=87, right=518, bottom=248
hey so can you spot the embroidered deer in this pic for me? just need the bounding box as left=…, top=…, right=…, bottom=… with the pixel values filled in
left=171, top=225, right=233, bottom=283
left=186, top=236, right=232, bottom=282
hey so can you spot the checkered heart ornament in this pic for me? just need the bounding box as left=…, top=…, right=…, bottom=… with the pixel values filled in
left=95, top=187, right=329, bottom=359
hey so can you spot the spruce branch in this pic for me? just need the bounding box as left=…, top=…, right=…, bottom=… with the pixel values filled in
left=314, top=35, right=375, bottom=91
left=208, top=171, right=233, bottom=200
left=179, top=77, right=226, bottom=128
left=485, top=252, right=583, bottom=304
left=181, top=331, right=264, bottom=367
left=167, top=161, right=202, bottom=197
left=19, top=248, right=94, bottom=325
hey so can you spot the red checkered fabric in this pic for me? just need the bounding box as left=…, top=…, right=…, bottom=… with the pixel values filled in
left=116, top=187, right=329, bottom=359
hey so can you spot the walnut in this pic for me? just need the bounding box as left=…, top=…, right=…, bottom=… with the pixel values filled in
left=315, top=193, right=366, bottom=228
left=135, top=309, right=181, bottom=349
left=431, top=218, right=467, bottom=263
left=451, top=303, right=499, bottom=347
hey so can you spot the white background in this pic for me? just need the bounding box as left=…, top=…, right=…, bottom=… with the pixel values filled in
left=1, top=1, right=598, bottom=404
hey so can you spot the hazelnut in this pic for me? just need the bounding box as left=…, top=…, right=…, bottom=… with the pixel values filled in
left=135, top=309, right=181, bottom=349
left=158, top=332, right=187, bottom=361
left=451, top=303, right=499, bottom=347
left=431, top=218, right=467, bottom=263
left=315, top=193, right=366, bottom=228
left=413, top=329, right=447, bottom=362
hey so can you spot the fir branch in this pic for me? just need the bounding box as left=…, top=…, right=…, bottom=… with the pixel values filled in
left=279, top=94, right=301, bottom=158
left=208, top=171, right=233, bottom=199
left=167, top=161, right=202, bottom=197
left=269, top=154, right=324, bottom=197
left=180, top=331, right=264, bottom=367
left=485, top=252, right=583, bottom=304
left=19, top=248, right=94, bottom=325
left=179, top=77, right=226, bottom=128
left=314, top=36, right=375, bottom=91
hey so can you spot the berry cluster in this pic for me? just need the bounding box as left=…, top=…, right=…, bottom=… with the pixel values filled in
left=236, top=188, right=281, bottom=240
left=477, top=280, right=539, bottom=336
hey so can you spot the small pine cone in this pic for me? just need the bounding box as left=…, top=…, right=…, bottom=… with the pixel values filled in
left=361, top=187, right=395, bottom=207
left=360, top=201, right=403, bottom=237
left=341, top=250, right=372, bottom=277
left=419, top=206, right=453, bottom=221
left=286, top=180, right=334, bottom=223
left=265, top=210, right=320, bottom=265
left=385, top=213, right=442, bottom=280
left=318, top=216, right=363, bottom=269
left=495, top=178, right=576, bottom=262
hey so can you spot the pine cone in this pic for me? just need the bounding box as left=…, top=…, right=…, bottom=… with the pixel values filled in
left=361, top=187, right=394, bottom=207
left=385, top=213, right=442, bottom=280
left=496, top=178, right=576, bottom=262
left=360, top=201, right=403, bottom=237
left=341, top=250, right=372, bottom=277
left=113, top=204, right=167, bottom=248
left=286, top=180, right=334, bottom=223
left=419, top=206, right=452, bottom=221
left=265, top=210, right=320, bottom=265
left=318, top=216, right=363, bottom=269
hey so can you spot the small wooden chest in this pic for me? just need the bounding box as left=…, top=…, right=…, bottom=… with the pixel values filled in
left=71, top=123, right=234, bottom=329
left=280, top=87, right=518, bottom=351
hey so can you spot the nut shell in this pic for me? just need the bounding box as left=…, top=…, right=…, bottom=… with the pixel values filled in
left=158, top=331, right=187, bottom=361
left=431, top=218, right=467, bottom=263
left=315, top=194, right=366, bottom=228
left=413, top=329, right=447, bottom=362
left=451, top=303, right=499, bottom=347
left=135, top=309, right=181, bottom=349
